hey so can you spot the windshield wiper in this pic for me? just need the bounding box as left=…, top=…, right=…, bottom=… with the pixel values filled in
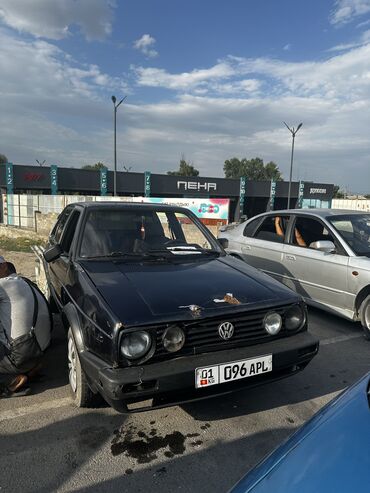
left=84, top=251, right=172, bottom=262
left=149, top=247, right=220, bottom=256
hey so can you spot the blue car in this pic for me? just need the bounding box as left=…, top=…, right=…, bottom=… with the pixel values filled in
left=231, top=372, right=370, bottom=493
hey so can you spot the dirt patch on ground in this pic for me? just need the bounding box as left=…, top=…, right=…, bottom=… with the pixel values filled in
left=0, top=251, right=37, bottom=280
left=0, top=226, right=46, bottom=280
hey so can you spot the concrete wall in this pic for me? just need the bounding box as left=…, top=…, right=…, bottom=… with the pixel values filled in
left=332, top=199, right=370, bottom=211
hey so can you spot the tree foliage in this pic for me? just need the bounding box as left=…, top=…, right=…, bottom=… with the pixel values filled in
left=333, top=185, right=345, bottom=199
left=0, top=153, right=8, bottom=164
left=82, top=162, right=106, bottom=171
left=167, top=157, right=199, bottom=177
left=224, top=157, right=283, bottom=181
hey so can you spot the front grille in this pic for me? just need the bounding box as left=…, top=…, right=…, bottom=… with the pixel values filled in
left=150, top=303, right=295, bottom=363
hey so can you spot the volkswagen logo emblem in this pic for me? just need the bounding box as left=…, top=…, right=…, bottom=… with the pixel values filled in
left=218, top=322, right=234, bottom=340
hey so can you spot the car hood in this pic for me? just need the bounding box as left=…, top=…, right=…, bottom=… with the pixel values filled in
left=80, top=255, right=298, bottom=326
left=231, top=372, right=370, bottom=493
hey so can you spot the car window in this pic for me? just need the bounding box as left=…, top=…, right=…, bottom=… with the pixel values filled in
left=328, top=214, right=370, bottom=257
left=253, top=215, right=289, bottom=243
left=61, top=210, right=81, bottom=254
left=291, top=216, right=336, bottom=249
left=243, top=218, right=261, bottom=237
left=79, top=209, right=218, bottom=258
left=51, top=208, right=72, bottom=244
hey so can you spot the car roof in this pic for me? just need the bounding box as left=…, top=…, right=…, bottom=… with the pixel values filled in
left=252, top=208, right=368, bottom=220
left=69, top=201, right=190, bottom=213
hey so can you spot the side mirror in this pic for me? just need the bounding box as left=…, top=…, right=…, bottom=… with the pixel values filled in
left=218, top=238, right=229, bottom=249
left=43, top=244, right=62, bottom=263
left=309, top=240, right=336, bottom=253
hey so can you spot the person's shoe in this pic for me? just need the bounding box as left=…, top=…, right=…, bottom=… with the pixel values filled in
left=27, top=362, right=43, bottom=379
left=8, top=374, right=28, bottom=393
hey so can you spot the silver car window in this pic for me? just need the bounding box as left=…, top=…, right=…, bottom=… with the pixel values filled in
left=291, top=216, right=336, bottom=249
left=253, top=215, right=289, bottom=244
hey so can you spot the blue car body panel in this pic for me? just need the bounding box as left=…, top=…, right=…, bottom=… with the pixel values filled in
left=231, top=372, right=370, bottom=493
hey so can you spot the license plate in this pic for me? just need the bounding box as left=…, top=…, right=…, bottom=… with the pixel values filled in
left=195, top=354, right=272, bottom=389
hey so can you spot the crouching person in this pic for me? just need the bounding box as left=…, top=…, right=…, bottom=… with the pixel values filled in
left=0, top=257, right=51, bottom=397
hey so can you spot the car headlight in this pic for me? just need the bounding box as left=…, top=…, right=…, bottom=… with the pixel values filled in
left=264, top=312, right=282, bottom=335
left=162, top=325, right=185, bottom=353
left=120, top=331, right=152, bottom=360
left=285, top=304, right=305, bottom=331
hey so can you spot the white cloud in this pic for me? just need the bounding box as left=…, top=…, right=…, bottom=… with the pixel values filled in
left=133, top=34, right=158, bottom=58
left=283, top=44, right=291, bottom=51
left=0, top=0, right=115, bottom=40
left=330, top=0, right=370, bottom=25
left=328, top=27, right=370, bottom=50
left=133, top=62, right=235, bottom=90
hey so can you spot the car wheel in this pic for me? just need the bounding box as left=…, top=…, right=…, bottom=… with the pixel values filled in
left=360, top=295, right=370, bottom=340
left=67, top=328, right=100, bottom=407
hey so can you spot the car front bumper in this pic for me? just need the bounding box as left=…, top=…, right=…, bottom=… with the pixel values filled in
left=80, top=331, right=319, bottom=413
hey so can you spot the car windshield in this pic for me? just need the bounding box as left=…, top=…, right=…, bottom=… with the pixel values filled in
left=79, top=208, right=221, bottom=259
left=328, top=214, right=370, bottom=257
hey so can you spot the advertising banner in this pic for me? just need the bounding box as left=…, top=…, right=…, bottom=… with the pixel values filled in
left=297, top=181, right=305, bottom=208
left=100, top=167, right=108, bottom=196
left=134, top=197, right=229, bottom=220
left=6, top=162, right=13, bottom=194
left=50, top=165, right=58, bottom=195
left=239, top=176, right=246, bottom=217
left=268, top=180, right=276, bottom=211
left=144, top=171, right=151, bottom=197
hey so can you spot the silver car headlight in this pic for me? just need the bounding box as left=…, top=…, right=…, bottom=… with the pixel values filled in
left=162, top=325, right=185, bottom=353
left=120, top=331, right=152, bottom=360
left=264, top=312, right=282, bottom=335
left=285, top=304, right=305, bottom=331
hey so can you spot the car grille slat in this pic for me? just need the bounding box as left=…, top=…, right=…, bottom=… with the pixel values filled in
left=148, top=303, right=294, bottom=363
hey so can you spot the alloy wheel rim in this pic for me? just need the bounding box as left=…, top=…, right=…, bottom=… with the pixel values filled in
left=68, top=336, right=77, bottom=393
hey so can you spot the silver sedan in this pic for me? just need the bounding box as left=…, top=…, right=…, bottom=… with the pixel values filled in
left=219, top=209, right=370, bottom=339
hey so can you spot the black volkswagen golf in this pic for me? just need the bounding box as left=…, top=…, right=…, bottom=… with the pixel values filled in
left=43, top=203, right=319, bottom=413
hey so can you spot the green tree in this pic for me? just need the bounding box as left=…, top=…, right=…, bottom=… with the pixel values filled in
left=224, top=157, right=283, bottom=180
left=333, top=185, right=345, bottom=199
left=167, top=157, right=199, bottom=176
left=0, top=153, right=8, bottom=164
left=82, top=162, right=106, bottom=171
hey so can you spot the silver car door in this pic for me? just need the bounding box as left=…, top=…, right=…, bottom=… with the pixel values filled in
left=240, top=214, right=289, bottom=284
left=283, top=215, right=350, bottom=311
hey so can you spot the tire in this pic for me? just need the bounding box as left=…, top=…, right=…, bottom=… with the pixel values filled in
left=67, top=328, right=100, bottom=407
left=360, top=295, right=370, bottom=340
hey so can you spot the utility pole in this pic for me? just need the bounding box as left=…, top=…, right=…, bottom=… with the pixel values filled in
left=283, top=122, right=303, bottom=208
left=111, top=95, right=126, bottom=196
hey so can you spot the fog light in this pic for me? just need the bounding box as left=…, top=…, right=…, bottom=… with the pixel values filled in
left=121, top=331, right=151, bottom=360
left=163, top=325, right=185, bottom=353
left=264, top=312, right=282, bottom=335
left=285, top=304, right=305, bottom=330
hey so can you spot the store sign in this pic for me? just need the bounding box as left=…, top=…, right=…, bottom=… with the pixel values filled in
left=239, top=176, right=246, bottom=216
left=135, top=197, right=229, bottom=220
left=144, top=171, right=151, bottom=197
left=5, top=162, right=13, bottom=194
left=24, top=173, right=44, bottom=182
left=100, top=167, right=108, bottom=196
left=50, top=165, right=58, bottom=195
left=310, top=188, right=327, bottom=194
left=177, top=181, right=217, bottom=192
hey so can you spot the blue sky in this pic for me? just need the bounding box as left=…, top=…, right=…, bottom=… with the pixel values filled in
left=0, top=0, right=370, bottom=192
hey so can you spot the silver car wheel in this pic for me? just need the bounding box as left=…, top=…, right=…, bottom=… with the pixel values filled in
left=364, top=301, right=370, bottom=330
left=68, top=335, right=78, bottom=393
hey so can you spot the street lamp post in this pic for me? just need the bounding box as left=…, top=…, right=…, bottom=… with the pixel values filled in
left=283, top=121, right=303, bottom=209
left=111, top=95, right=126, bottom=196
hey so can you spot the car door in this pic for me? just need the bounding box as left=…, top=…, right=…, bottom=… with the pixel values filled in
left=49, top=208, right=81, bottom=302
left=283, top=214, right=350, bottom=312
left=238, top=214, right=290, bottom=284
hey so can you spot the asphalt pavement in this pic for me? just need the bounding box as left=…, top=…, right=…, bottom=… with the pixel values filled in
left=1, top=308, right=369, bottom=493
